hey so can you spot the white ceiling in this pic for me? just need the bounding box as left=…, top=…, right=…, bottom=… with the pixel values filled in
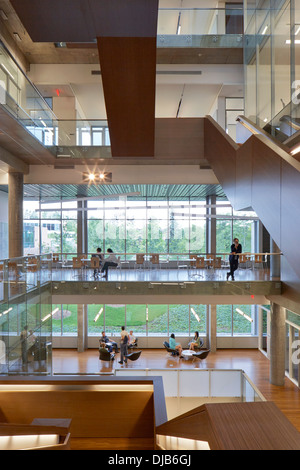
left=31, top=63, right=244, bottom=120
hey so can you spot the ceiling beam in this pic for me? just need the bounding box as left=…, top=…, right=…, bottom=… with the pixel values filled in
left=0, top=146, right=29, bottom=174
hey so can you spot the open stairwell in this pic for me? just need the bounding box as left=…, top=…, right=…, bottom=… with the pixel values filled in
left=203, top=115, right=300, bottom=309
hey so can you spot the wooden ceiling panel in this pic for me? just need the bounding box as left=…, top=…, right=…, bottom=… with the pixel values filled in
left=97, top=37, right=156, bottom=157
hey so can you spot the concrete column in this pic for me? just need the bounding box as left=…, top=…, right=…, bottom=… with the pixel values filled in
left=206, top=195, right=216, bottom=254
left=8, top=172, right=23, bottom=258
left=77, top=304, right=88, bottom=352
left=209, top=304, right=217, bottom=353
left=269, top=302, right=286, bottom=386
left=77, top=200, right=87, bottom=255
left=77, top=200, right=83, bottom=255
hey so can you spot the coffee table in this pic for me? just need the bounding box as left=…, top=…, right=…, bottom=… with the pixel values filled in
left=181, top=349, right=194, bottom=360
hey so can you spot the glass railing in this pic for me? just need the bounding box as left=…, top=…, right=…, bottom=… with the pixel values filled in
left=0, top=251, right=282, bottom=287
left=157, top=8, right=244, bottom=47
left=263, top=99, right=300, bottom=144
left=0, top=254, right=52, bottom=375
left=40, top=119, right=112, bottom=158
left=0, top=41, right=58, bottom=144
left=115, top=367, right=265, bottom=402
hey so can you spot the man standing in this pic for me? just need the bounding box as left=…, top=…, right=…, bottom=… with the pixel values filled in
left=119, top=326, right=129, bottom=365
left=227, top=237, right=242, bottom=281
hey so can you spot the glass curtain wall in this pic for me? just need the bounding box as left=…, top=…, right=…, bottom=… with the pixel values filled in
left=23, top=197, right=258, bottom=256
left=50, top=302, right=259, bottom=338
left=244, top=0, right=294, bottom=128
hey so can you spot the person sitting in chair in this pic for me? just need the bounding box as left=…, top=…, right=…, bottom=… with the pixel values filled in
left=169, top=333, right=183, bottom=357
left=189, top=331, right=202, bottom=351
left=93, top=247, right=103, bottom=278
left=128, top=330, right=137, bottom=348
left=100, top=248, right=119, bottom=279
left=100, top=331, right=118, bottom=353
left=99, top=342, right=115, bottom=360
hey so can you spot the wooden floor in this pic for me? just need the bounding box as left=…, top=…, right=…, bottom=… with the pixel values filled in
left=53, top=348, right=300, bottom=433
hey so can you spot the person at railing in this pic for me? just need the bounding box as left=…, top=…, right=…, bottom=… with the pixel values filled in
left=100, top=248, right=119, bottom=279
left=227, top=237, right=242, bottom=281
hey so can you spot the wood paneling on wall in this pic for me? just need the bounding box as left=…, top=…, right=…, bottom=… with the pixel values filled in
left=0, top=390, right=154, bottom=438
left=97, top=36, right=156, bottom=157
left=204, top=116, right=300, bottom=306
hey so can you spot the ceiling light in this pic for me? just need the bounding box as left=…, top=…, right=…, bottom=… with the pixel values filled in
left=82, top=171, right=112, bottom=183
left=296, top=26, right=300, bottom=35
left=262, top=25, right=268, bottom=35
left=286, top=39, right=300, bottom=44
left=290, top=145, right=300, bottom=156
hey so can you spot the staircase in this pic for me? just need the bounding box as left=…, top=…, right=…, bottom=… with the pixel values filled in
left=203, top=115, right=300, bottom=306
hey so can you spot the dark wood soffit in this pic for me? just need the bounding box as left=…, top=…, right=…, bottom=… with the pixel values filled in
left=97, top=37, right=156, bottom=157
left=10, top=0, right=159, bottom=42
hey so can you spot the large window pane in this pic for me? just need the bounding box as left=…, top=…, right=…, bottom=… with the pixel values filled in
left=126, top=304, right=147, bottom=336
left=169, top=304, right=189, bottom=336
left=127, top=220, right=146, bottom=254
left=147, top=305, right=168, bottom=336
left=105, top=304, right=125, bottom=336
left=23, top=221, right=40, bottom=255
left=190, top=304, right=206, bottom=336
left=216, top=219, right=232, bottom=254
left=40, top=202, right=61, bottom=219
left=233, top=304, right=254, bottom=336
left=62, top=304, right=77, bottom=336
left=105, top=220, right=125, bottom=253
left=88, top=219, right=104, bottom=253
left=88, top=304, right=104, bottom=336
left=190, top=219, right=206, bottom=253
left=62, top=219, right=77, bottom=253
left=148, top=219, right=168, bottom=253
left=217, top=305, right=232, bottom=336
left=232, top=219, right=253, bottom=252
left=41, top=220, right=61, bottom=253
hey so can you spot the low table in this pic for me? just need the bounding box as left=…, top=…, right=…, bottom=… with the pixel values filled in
left=181, top=350, right=194, bottom=360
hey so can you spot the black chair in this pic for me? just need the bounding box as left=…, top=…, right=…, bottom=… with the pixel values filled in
left=125, top=350, right=142, bottom=362
left=192, top=349, right=210, bottom=364
left=163, top=341, right=179, bottom=357
left=99, top=349, right=115, bottom=362
left=190, top=339, right=204, bottom=351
